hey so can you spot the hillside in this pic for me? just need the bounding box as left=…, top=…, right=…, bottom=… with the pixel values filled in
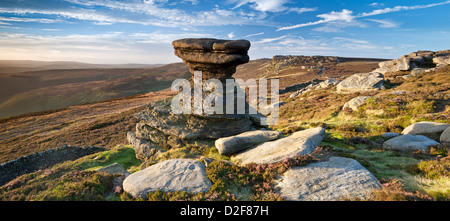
left=0, top=60, right=163, bottom=74
left=0, top=52, right=449, bottom=202
left=0, top=63, right=189, bottom=119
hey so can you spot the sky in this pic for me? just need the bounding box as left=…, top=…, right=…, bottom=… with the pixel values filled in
left=0, top=0, right=449, bottom=64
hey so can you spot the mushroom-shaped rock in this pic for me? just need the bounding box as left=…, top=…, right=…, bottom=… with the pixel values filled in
left=172, top=38, right=250, bottom=80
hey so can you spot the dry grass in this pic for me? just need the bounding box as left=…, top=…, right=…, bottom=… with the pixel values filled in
left=0, top=90, right=176, bottom=164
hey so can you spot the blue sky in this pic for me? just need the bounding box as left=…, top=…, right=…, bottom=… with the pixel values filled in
left=0, top=0, right=449, bottom=64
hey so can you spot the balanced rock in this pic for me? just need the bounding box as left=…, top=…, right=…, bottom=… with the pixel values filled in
left=382, top=134, right=440, bottom=153
left=215, top=130, right=283, bottom=155
left=440, top=127, right=450, bottom=145
left=336, top=72, right=384, bottom=93
left=276, top=157, right=380, bottom=201
left=172, top=38, right=250, bottom=81
left=127, top=38, right=264, bottom=156
left=342, top=96, right=372, bottom=111
left=123, top=159, right=211, bottom=199
left=231, top=127, right=325, bottom=165
left=402, top=121, right=450, bottom=141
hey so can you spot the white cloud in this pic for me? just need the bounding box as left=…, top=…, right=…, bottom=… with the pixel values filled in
left=227, top=32, right=235, bottom=39
left=369, top=3, right=384, bottom=7
left=278, top=9, right=355, bottom=31
left=0, top=0, right=267, bottom=28
left=287, top=7, right=317, bottom=14
left=256, top=35, right=288, bottom=43
left=246, top=32, right=264, bottom=37
left=358, top=0, right=450, bottom=17
left=366, top=19, right=399, bottom=28
left=0, top=16, right=59, bottom=23
left=0, top=31, right=214, bottom=64
left=250, top=35, right=396, bottom=59
left=231, top=0, right=316, bottom=14
left=277, top=0, right=450, bottom=31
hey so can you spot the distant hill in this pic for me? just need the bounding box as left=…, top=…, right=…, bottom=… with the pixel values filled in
left=0, top=60, right=164, bottom=74
left=0, top=62, right=189, bottom=119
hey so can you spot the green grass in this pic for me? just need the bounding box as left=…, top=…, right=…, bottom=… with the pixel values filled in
left=0, top=145, right=141, bottom=201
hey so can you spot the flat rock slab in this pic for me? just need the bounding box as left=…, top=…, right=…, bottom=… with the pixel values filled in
left=343, top=96, right=372, bottom=111
left=402, top=121, right=450, bottom=141
left=231, top=127, right=325, bottom=165
left=97, top=162, right=131, bottom=176
left=123, top=159, right=212, bottom=199
left=276, top=157, right=380, bottom=201
left=215, top=130, right=283, bottom=155
left=383, top=134, right=440, bottom=153
left=336, top=72, right=384, bottom=93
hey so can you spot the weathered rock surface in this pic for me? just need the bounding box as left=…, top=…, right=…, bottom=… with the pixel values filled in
left=375, top=50, right=450, bottom=74
left=276, top=157, right=380, bottom=201
left=381, top=132, right=400, bottom=139
left=402, top=121, right=450, bottom=141
left=342, top=96, right=372, bottom=111
left=316, top=78, right=339, bottom=89
left=172, top=38, right=250, bottom=80
left=127, top=131, right=164, bottom=162
left=336, top=72, right=384, bottom=93
left=231, top=127, right=325, bottom=165
left=123, top=159, right=211, bottom=199
left=135, top=99, right=255, bottom=140
left=126, top=38, right=266, bottom=158
left=382, top=134, right=440, bottom=153
left=97, top=162, right=131, bottom=176
left=215, top=130, right=283, bottom=155
left=440, top=127, right=450, bottom=145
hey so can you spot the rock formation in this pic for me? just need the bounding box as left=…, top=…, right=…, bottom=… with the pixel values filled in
left=276, top=157, right=380, bottom=201
left=382, top=134, right=440, bottom=153
left=172, top=38, right=250, bottom=81
left=127, top=38, right=265, bottom=161
left=215, top=130, right=283, bottom=155
left=123, top=159, right=211, bottom=199
left=336, top=72, right=384, bottom=93
left=342, top=96, right=373, bottom=112
left=401, top=121, right=450, bottom=141
left=231, top=127, right=326, bottom=165
left=375, top=50, right=450, bottom=74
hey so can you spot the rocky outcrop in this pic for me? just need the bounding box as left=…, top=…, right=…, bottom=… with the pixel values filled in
left=0, top=145, right=105, bottom=186
left=382, top=134, right=440, bottom=153
left=336, top=72, right=384, bottom=93
left=127, top=131, right=164, bottom=162
left=127, top=38, right=267, bottom=159
left=288, top=78, right=339, bottom=98
left=123, top=159, right=211, bottom=199
left=402, top=121, right=450, bottom=141
left=375, top=50, right=450, bottom=74
left=231, top=127, right=325, bottom=165
left=215, top=130, right=283, bottom=155
left=276, top=157, right=380, bottom=201
left=342, top=96, right=372, bottom=111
